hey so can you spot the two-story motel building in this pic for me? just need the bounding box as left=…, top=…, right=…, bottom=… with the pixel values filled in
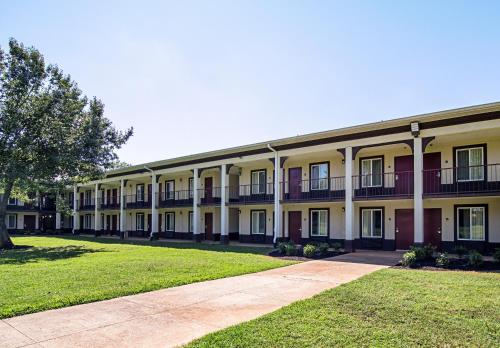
left=6, top=103, right=500, bottom=252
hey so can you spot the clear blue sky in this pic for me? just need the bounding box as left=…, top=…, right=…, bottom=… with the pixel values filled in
left=2, top=1, right=500, bottom=165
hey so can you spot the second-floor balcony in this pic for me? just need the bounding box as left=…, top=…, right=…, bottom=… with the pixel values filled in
left=199, top=187, right=221, bottom=205
left=282, top=177, right=346, bottom=202
left=353, top=171, right=414, bottom=200
left=125, top=194, right=151, bottom=209
left=228, top=184, right=274, bottom=204
left=158, top=190, right=193, bottom=207
left=101, top=198, right=120, bottom=210
left=77, top=199, right=96, bottom=211
left=423, top=164, right=500, bottom=197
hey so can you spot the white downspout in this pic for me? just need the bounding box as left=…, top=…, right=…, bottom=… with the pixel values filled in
left=268, top=144, right=281, bottom=245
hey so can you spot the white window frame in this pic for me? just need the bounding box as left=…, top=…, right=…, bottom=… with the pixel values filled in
left=7, top=214, right=17, bottom=229
left=165, top=212, right=175, bottom=232
left=310, top=163, right=329, bottom=191
left=251, top=210, right=266, bottom=235
left=8, top=197, right=17, bottom=205
left=361, top=158, right=383, bottom=188
left=136, top=213, right=145, bottom=231
left=189, top=178, right=194, bottom=199
left=251, top=170, right=266, bottom=195
left=188, top=211, right=193, bottom=232
left=361, top=208, right=383, bottom=238
left=84, top=214, right=92, bottom=229
left=136, top=184, right=145, bottom=202
left=456, top=147, right=484, bottom=182
left=165, top=180, right=175, bottom=200
left=457, top=207, right=485, bottom=241
left=84, top=191, right=92, bottom=206
left=310, top=209, right=328, bottom=237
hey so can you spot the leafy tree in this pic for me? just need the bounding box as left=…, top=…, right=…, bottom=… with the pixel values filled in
left=0, top=39, right=133, bottom=248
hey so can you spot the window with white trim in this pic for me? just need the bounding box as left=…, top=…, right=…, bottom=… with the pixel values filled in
left=136, top=184, right=145, bottom=202
left=456, top=147, right=484, bottom=181
left=457, top=207, right=485, bottom=241
left=84, top=191, right=92, bottom=206
left=251, top=170, right=266, bottom=194
left=165, top=180, right=175, bottom=200
left=251, top=210, right=266, bottom=235
left=310, top=209, right=328, bottom=236
left=136, top=213, right=145, bottom=231
left=362, top=209, right=383, bottom=238
left=188, top=211, right=193, bottom=232
left=84, top=214, right=92, bottom=229
left=311, top=163, right=328, bottom=190
left=189, top=178, right=194, bottom=198
left=165, top=212, right=175, bottom=232
left=7, top=214, right=16, bottom=229
left=361, top=158, right=383, bottom=187
left=8, top=198, right=17, bottom=205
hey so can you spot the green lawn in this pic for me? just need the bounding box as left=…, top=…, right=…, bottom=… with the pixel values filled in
left=188, top=268, right=500, bottom=348
left=0, top=236, right=294, bottom=319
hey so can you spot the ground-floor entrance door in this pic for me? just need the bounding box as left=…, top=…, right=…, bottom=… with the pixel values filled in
left=395, top=209, right=414, bottom=250
left=111, top=215, right=118, bottom=234
left=288, top=211, right=302, bottom=243
left=424, top=208, right=442, bottom=249
left=24, top=215, right=36, bottom=230
left=106, top=215, right=111, bottom=234
left=204, top=213, right=213, bottom=240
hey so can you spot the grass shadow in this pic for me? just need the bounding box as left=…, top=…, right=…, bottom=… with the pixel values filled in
left=0, top=244, right=108, bottom=265
left=40, top=234, right=275, bottom=256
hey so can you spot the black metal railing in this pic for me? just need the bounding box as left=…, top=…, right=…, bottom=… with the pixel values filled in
left=353, top=171, right=414, bottom=199
left=101, top=197, right=120, bottom=209
left=227, top=183, right=274, bottom=204
left=77, top=199, right=97, bottom=210
left=423, top=164, right=500, bottom=196
left=158, top=190, right=194, bottom=207
left=283, top=177, right=345, bottom=201
left=125, top=194, right=151, bottom=209
left=199, top=187, right=221, bottom=205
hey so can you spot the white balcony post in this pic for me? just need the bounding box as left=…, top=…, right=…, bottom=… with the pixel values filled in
left=193, top=168, right=200, bottom=242
left=344, top=147, right=354, bottom=252
left=120, top=179, right=126, bottom=239
left=414, top=137, right=424, bottom=245
left=151, top=174, right=158, bottom=240
left=273, top=153, right=281, bottom=244
left=94, top=183, right=100, bottom=236
left=220, top=164, right=229, bottom=244
left=72, top=185, right=78, bottom=234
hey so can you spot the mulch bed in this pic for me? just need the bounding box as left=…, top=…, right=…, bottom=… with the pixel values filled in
left=268, top=250, right=346, bottom=261
left=393, top=259, right=500, bottom=272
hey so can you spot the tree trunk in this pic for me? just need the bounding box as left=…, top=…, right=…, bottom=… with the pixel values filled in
left=0, top=180, right=15, bottom=249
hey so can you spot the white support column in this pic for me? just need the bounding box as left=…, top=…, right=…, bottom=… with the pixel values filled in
left=344, top=147, right=354, bottom=252
left=94, top=183, right=100, bottom=236
left=120, top=179, right=126, bottom=239
left=193, top=168, right=200, bottom=242
left=220, top=164, right=229, bottom=244
left=413, top=137, right=424, bottom=245
left=273, top=153, right=281, bottom=244
left=151, top=174, right=158, bottom=240
left=72, top=185, right=78, bottom=234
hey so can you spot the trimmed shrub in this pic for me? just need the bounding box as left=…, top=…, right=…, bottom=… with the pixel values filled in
left=435, top=253, right=450, bottom=267
left=454, top=245, right=468, bottom=259
left=493, top=248, right=500, bottom=264
left=410, top=244, right=435, bottom=261
left=330, top=242, right=342, bottom=251
left=277, top=242, right=288, bottom=255
left=401, top=251, right=417, bottom=267
left=318, top=243, right=330, bottom=256
left=285, top=242, right=298, bottom=256
left=303, top=244, right=318, bottom=258
left=467, top=250, right=483, bottom=268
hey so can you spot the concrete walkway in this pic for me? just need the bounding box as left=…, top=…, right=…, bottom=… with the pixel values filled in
left=1, top=251, right=402, bottom=348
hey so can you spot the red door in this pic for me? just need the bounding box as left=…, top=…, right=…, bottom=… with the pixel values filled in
left=158, top=213, right=162, bottom=234
left=79, top=192, right=84, bottom=209
left=394, top=155, right=414, bottom=195
left=205, top=213, right=213, bottom=240
left=424, top=208, right=442, bottom=249
left=106, top=215, right=111, bottom=233
left=288, top=168, right=302, bottom=200
left=112, top=188, right=118, bottom=205
left=147, top=184, right=152, bottom=204
left=111, top=215, right=117, bottom=233
left=288, top=211, right=302, bottom=243
left=395, top=209, right=414, bottom=250
left=423, top=153, right=441, bottom=194
left=205, top=177, right=213, bottom=203
left=24, top=215, right=36, bottom=230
